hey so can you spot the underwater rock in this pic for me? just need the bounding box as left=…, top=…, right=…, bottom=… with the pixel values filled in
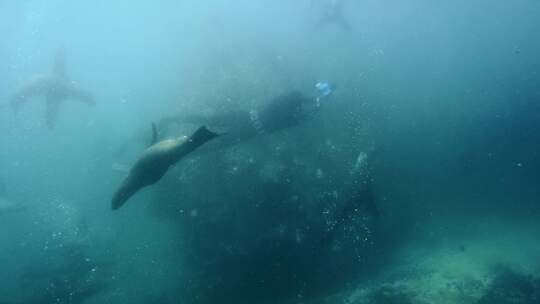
left=476, top=269, right=540, bottom=304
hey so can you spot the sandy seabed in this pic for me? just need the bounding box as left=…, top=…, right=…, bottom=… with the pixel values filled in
left=320, top=217, right=540, bottom=304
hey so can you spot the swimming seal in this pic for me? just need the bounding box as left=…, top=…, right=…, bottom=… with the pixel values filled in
left=111, top=125, right=220, bottom=210
left=10, top=49, right=95, bottom=129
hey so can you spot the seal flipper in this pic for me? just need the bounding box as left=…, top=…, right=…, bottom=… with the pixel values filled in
left=67, top=87, right=95, bottom=106
left=45, top=96, right=62, bottom=129
left=150, top=123, right=158, bottom=146
left=53, top=49, right=69, bottom=80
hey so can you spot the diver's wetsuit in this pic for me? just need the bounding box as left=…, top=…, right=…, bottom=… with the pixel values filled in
left=158, top=91, right=313, bottom=149
left=114, top=91, right=318, bottom=157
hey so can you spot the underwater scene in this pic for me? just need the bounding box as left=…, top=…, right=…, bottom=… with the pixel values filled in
left=1, top=1, right=540, bottom=303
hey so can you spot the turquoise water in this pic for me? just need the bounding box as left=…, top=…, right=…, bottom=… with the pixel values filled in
left=1, top=1, right=540, bottom=303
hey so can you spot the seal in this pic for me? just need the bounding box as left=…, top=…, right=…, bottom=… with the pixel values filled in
left=111, top=125, right=220, bottom=210
left=10, top=49, right=95, bottom=129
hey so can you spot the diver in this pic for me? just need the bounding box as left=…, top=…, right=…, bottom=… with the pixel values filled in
left=114, top=82, right=336, bottom=156
left=9, top=49, right=95, bottom=129
left=157, top=82, right=336, bottom=150
left=320, top=150, right=380, bottom=248
left=314, top=0, right=350, bottom=31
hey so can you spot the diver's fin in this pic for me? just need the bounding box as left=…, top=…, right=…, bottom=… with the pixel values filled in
left=319, top=182, right=379, bottom=248
left=150, top=123, right=158, bottom=145
left=357, top=181, right=380, bottom=218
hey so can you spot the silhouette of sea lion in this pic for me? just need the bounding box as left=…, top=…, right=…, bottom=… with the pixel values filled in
left=111, top=126, right=220, bottom=210
left=10, top=50, right=95, bottom=129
